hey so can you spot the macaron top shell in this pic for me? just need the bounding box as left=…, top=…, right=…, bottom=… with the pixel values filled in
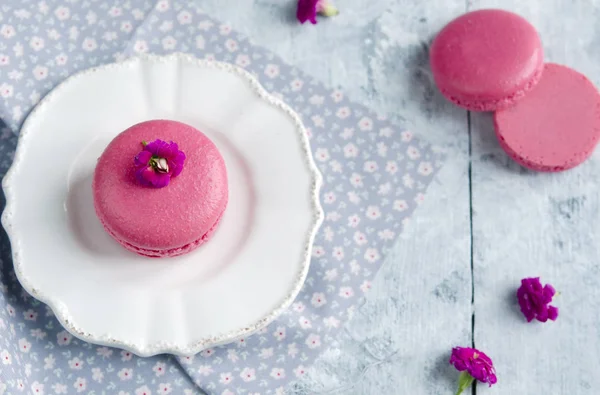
left=494, top=63, right=600, bottom=171
left=430, top=9, right=544, bottom=105
left=93, top=120, right=228, bottom=250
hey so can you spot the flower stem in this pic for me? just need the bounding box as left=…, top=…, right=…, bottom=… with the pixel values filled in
left=455, top=371, right=475, bottom=395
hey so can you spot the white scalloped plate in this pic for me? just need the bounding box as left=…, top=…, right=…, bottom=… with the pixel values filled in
left=2, top=54, right=323, bottom=356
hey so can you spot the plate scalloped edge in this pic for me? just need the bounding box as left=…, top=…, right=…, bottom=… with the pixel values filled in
left=1, top=52, right=325, bottom=357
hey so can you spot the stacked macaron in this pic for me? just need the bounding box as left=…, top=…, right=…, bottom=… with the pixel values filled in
left=430, top=9, right=600, bottom=172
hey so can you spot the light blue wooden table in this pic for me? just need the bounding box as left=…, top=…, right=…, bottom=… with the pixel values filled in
left=200, top=1, right=600, bottom=393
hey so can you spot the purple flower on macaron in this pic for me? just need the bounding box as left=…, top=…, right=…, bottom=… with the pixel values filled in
left=450, top=347, right=497, bottom=395
left=297, top=0, right=338, bottom=24
left=134, top=139, right=186, bottom=188
left=517, top=277, right=559, bottom=323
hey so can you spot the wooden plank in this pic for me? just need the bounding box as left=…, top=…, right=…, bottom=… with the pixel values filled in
left=470, top=1, right=600, bottom=393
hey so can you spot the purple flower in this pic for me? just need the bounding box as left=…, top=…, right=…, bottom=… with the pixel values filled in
left=134, top=139, right=186, bottom=188
left=450, top=347, right=497, bottom=394
left=517, top=277, right=559, bottom=323
left=297, top=0, right=338, bottom=25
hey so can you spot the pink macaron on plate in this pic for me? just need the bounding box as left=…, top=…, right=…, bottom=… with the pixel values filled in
left=1, top=54, right=323, bottom=356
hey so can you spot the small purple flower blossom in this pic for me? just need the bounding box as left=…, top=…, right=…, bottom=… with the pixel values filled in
left=450, top=347, right=497, bottom=395
left=134, top=139, right=185, bottom=188
left=517, top=277, right=559, bottom=323
left=297, top=0, right=338, bottom=25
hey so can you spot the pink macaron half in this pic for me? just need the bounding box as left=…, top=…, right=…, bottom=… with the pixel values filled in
left=93, top=120, right=228, bottom=257
left=494, top=63, right=600, bottom=172
left=430, top=9, right=544, bottom=112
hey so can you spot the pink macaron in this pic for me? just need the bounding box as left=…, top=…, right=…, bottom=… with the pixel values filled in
left=430, top=9, right=544, bottom=111
left=93, top=120, right=229, bottom=257
left=494, top=63, right=600, bottom=172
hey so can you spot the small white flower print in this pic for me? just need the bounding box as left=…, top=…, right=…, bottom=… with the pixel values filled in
left=68, top=357, right=83, bottom=370
left=219, top=372, right=233, bottom=385
left=54, top=6, right=70, bottom=20
left=159, top=21, right=173, bottom=32
left=227, top=349, right=239, bottom=362
left=0, top=25, right=15, bottom=38
left=156, top=0, right=169, bottom=11
left=270, top=368, right=286, bottom=379
left=339, top=286, right=354, bottom=298
left=273, top=326, right=286, bottom=341
left=29, top=36, right=45, bottom=51
left=92, top=367, right=104, bottom=382
left=354, top=231, right=367, bottom=245
left=82, top=38, right=97, bottom=52
left=348, top=214, right=361, bottom=228
left=327, top=211, right=341, bottom=221
left=222, top=391, right=235, bottom=395
left=135, top=385, right=151, bottom=395
left=365, top=248, right=381, bottom=263
left=23, top=309, right=37, bottom=321
left=331, top=90, right=344, bottom=102
left=324, top=268, right=338, bottom=281
left=312, top=115, right=325, bottom=127
left=13, top=105, right=23, bottom=121
left=315, top=148, right=330, bottom=161
left=323, top=192, right=336, bottom=204
left=33, top=66, right=48, bottom=80
left=0, top=350, right=11, bottom=365
left=96, top=347, right=113, bottom=358
left=73, top=378, right=86, bottom=393
left=292, top=302, right=306, bottom=312
left=290, top=79, right=303, bottom=91
left=359, top=117, right=373, bottom=131
left=13, top=43, right=24, bottom=57
left=55, top=54, right=68, bottom=66
left=193, top=35, right=205, bottom=50
left=264, top=64, right=280, bottom=78
left=259, top=348, right=274, bottom=359
left=312, top=246, right=325, bottom=257
left=418, top=161, right=433, bottom=176
left=386, top=160, right=398, bottom=174
left=379, top=182, right=391, bottom=195
left=288, top=343, right=299, bottom=358
left=108, top=6, right=122, bottom=17
left=235, top=54, right=250, bottom=67
left=132, top=9, right=145, bottom=20
left=336, top=106, right=351, bottom=119
left=151, top=361, right=165, bottom=376
left=31, top=381, right=44, bottom=394
left=415, top=192, right=426, bottom=204
left=52, top=383, right=67, bottom=394
left=16, top=380, right=25, bottom=391
left=121, top=21, right=133, bottom=33
left=180, top=355, right=195, bottom=365
left=311, top=292, right=327, bottom=307
left=401, top=130, right=413, bottom=141
left=407, top=146, right=420, bottom=160
left=18, top=338, right=31, bottom=353
left=364, top=161, right=378, bottom=173
left=294, top=365, right=308, bottom=378
left=225, top=39, right=238, bottom=52
left=305, top=334, right=321, bottom=348
left=178, top=10, right=192, bottom=24
left=394, top=200, right=408, bottom=211
left=158, top=383, right=172, bottom=394
left=341, top=127, right=354, bottom=140
left=43, top=355, right=54, bottom=369
left=121, top=350, right=133, bottom=361
left=350, top=173, right=363, bottom=187
left=197, top=365, right=214, bottom=376
left=343, top=143, right=358, bottom=158
left=86, top=11, right=97, bottom=24
left=360, top=280, right=372, bottom=293
left=14, top=9, right=31, bottom=19
left=379, top=229, right=396, bottom=240
left=118, top=368, right=133, bottom=380
left=220, top=24, right=232, bottom=35
left=236, top=338, right=246, bottom=348
left=200, top=348, right=214, bottom=358
left=69, top=26, right=79, bottom=40
left=330, top=161, right=343, bottom=175
left=377, top=142, right=388, bottom=157
left=299, top=316, right=312, bottom=329
left=366, top=205, right=381, bottom=220
left=332, top=246, right=344, bottom=260
left=380, top=127, right=394, bottom=137
left=324, top=315, right=341, bottom=329
left=198, top=20, right=214, bottom=30
left=133, top=40, right=148, bottom=53
left=0, top=54, right=9, bottom=66
left=38, top=1, right=49, bottom=14
left=324, top=226, right=334, bottom=241
left=309, top=95, right=324, bottom=105
left=30, top=328, right=46, bottom=340
left=348, top=191, right=361, bottom=204
left=102, top=31, right=118, bottom=41
left=162, top=36, right=177, bottom=50
left=403, top=174, right=415, bottom=188
left=47, top=29, right=61, bottom=40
